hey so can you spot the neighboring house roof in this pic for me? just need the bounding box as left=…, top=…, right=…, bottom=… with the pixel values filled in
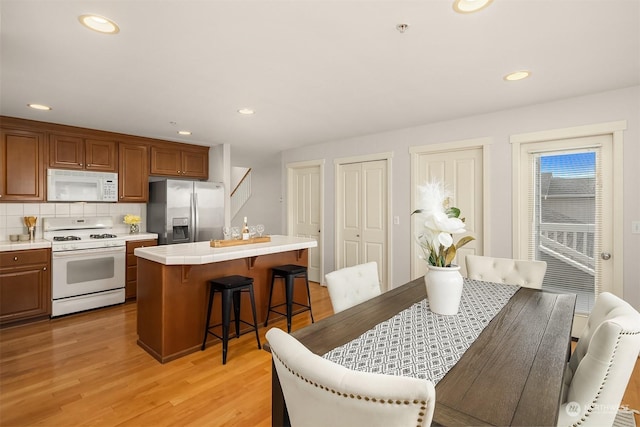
left=540, top=174, right=595, bottom=224
left=546, top=176, right=595, bottom=197
left=542, top=209, right=583, bottom=224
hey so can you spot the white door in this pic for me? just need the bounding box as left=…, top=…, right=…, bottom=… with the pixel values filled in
left=336, top=159, right=388, bottom=290
left=410, top=143, right=485, bottom=280
left=287, top=162, right=322, bottom=283
left=513, top=123, right=624, bottom=337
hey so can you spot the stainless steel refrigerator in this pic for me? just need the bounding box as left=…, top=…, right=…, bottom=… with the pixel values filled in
left=147, top=179, right=225, bottom=244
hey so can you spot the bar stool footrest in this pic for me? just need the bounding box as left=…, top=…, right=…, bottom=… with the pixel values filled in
left=267, top=306, right=313, bottom=320
left=204, top=320, right=261, bottom=343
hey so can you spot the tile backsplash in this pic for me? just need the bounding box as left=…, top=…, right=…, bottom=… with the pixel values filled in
left=0, top=203, right=147, bottom=241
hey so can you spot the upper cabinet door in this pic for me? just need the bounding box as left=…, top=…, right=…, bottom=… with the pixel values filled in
left=49, top=134, right=84, bottom=170
left=49, top=134, right=117, bottom=172
left=150, top=145, right=209, bottom=179
left=85, top=139, right=117, bottom=172
left=119, top=142, right=148, bottom=202
left=150, top=145, right=182, bottom=176
left=0, top=128, right=46, bottom=201
left=181, top=150, right=208, bottom=179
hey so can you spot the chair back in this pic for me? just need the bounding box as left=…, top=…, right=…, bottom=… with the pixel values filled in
left=557, top=292, right=640, bottom=427
left=266, top=327, right=435, bottom=427
left=325, top=261, right=381, bottom=313
left=465, top=255, right=547, bottom=289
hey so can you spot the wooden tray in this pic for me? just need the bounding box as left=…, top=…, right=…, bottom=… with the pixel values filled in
left=210, top=236, right=271, bottom=247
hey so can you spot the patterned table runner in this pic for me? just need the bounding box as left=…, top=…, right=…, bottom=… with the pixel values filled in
left=323, top=278, right=519, bottom=384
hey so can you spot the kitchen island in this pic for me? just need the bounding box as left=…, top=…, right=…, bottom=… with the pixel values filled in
left=134, top=235, right=317, bottom=363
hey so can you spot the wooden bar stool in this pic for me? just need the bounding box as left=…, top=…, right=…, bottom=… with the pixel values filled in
left=201, top=275, right=261, bottom=364
left=264, top=264, right=314, bottom=333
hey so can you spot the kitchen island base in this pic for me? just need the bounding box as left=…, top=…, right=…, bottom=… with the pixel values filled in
left=136, top=248, right=309, bottom=363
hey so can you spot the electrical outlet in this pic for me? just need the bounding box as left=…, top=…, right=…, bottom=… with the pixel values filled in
left=632, top=221, right=640, bottom=234
left=393, top=216, right=400, bottom=225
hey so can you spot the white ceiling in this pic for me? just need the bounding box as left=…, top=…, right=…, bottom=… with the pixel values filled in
left=1, top=1, right=639, bottom=155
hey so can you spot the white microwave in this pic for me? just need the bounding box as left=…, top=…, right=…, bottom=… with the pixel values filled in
left=47, top=169, right=118, bottom=202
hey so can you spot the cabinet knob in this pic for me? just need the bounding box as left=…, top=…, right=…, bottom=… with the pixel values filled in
left=177, top=170, right=181, bottom=174
left=43, top=267, right=47, bottom=271
left=14, top=256, right=18, bottom=261
left=79, top=163, right=83, bottom=166
left=87, top=163, right=91, bottom=167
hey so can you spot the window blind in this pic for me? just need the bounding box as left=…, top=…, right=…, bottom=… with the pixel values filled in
left=527, top=149, right=600, bottom=314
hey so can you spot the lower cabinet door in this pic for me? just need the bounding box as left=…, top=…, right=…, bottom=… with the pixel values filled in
left=0, top=266, right=51, bottom=324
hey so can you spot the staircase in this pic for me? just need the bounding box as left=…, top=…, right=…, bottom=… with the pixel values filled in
left=230, top=167, right=251, bottom=219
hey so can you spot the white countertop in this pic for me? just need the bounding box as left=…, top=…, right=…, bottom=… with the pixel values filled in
left=0, top=233, right=158, bottom=252
left=134, top=235, right=317, bottom=265
left=0, top=239, right=52, bottom=252
left=121, top=232, right=158, bottom=242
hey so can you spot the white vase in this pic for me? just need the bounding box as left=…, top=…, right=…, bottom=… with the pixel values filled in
left=424, top=264, right=464, bottom=315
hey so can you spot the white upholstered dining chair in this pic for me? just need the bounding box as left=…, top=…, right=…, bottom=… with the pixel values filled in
left=465, top=255, right=547, bottom=289
left=557, top=292, right=640, bottom=427
left=266, top=327, right=436, bottom=427
left=324, top=261, right=382, bottom=314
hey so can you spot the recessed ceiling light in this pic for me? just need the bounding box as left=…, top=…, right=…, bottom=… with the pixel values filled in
left=504, top=70, right=531, bottom=81
left=78, top=14, right=120, bottom=34
left=237, top=108, right=255, bottom=115
left=453, top=0, right=493, bottom=14
left=27, top=103, right=52, bottom=111
left=177, top=130, right=192, bottom=136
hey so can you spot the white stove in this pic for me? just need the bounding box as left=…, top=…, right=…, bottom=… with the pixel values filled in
left=43, top=217, right=126, bottom=317
left=44, top=217, right=126, bottom=251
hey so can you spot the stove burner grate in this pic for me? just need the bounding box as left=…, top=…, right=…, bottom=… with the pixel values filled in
left=53, top=236, right=81, bottom=241
left=89, top=233, right=118, bottom=239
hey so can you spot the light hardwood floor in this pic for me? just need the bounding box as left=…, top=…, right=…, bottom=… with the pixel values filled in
left=1, top=283, right=638, bottom=426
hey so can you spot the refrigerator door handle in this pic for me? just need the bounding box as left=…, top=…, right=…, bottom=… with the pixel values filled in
left=192, top=192, right=198, bottom=243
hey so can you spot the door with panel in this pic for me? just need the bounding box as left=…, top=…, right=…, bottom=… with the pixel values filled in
left=288, top=163, right=322, bottom=283
left=411, top=145, right=484, bottom=279
left=336, top=159, right=388, bottom=291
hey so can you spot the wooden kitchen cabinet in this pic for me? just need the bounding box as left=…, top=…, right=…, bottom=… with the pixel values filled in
left=0, top=248, right=51, bottom=326
left=126, top=239, right=157, bottom=299
left=150, top=144, right=208, bottom=179
left=85, top=139, right=117, bottom=171
left=118, top=142, right=149, bottom=202
left=49, top=133, right=117, bottom=172
left=181, top=149, right=208, bottom=178
left=0, top=126, right=46, bottom=201
left=0, top=117, right=211, bottom=198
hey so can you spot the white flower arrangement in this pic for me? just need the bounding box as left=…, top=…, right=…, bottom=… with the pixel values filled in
left=123, top=214, right=141, bottom=225
left=412, top=180, right=474, bottom=267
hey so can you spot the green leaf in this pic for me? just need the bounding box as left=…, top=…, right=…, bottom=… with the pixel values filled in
left=411, top=209, right=423, bottom=216
left=446, top=207, right=460, bottom=218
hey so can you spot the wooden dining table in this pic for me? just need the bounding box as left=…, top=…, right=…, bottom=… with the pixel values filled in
left=269, top=277, right=576, bottom=427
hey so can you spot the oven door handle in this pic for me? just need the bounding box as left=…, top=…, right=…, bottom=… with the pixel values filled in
left=52, top=246, right=125, bottom=258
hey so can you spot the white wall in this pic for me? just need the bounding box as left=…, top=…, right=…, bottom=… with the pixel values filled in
left=280, top=86, right=640, bottom=310
left=231, top=150, right=283, bottom=236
